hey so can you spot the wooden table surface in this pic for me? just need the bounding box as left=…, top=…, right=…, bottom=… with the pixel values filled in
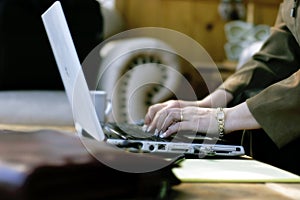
left=170, top=183, right=300, bottom=200
left=1, top=123, right=300, bottom=200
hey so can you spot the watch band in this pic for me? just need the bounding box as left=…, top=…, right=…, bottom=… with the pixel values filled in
left=216, top=107, right=225, bottom=138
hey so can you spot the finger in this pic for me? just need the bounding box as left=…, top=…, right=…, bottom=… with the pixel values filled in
left=160, top=121, right=198, bottom=138
left=144, top=100, right=181, bottom=125
left=159, top=108, right=182, bottom=132
left=148, top=108, right=169, bottom=133
left=159, top=122, right=180, bottom=138
left=155, top=109, right=170, bottom=131
left=144, top=103, right=164, bottom=125
left=160, top=121, right=189, bottom=138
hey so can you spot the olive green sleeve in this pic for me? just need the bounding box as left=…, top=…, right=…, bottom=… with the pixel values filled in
left=217, top=3, right=300, bottom=148
left=220, top=23, right=300, bottom=98
left=246, top=70, right=300, bottom=148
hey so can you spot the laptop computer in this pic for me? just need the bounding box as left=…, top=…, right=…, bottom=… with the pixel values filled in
left=41, top=1, right=245, bottom=157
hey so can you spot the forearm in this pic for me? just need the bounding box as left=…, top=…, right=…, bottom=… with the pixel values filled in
left=198, top=89, right=233, bottom=108
left=224, top=102, right=261, bottom=133
left=173, top=88, right=233, bottom=108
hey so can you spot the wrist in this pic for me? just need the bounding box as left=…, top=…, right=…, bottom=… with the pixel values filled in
left=224, top=103, right=261, bottom=133
left=200, top=89, right=233, bottom=108
left=197, top=99, right=211, bottom=108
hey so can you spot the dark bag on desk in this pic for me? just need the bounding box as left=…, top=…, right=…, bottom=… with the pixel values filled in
left=0, top=130, right=180, bottom=200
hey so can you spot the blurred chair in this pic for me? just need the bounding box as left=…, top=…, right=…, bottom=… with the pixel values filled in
left=98, top=37, right=181, bottom=123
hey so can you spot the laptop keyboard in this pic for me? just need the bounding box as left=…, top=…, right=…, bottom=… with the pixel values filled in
left=103, top=122, right=167, bottom=142
left=103, top=122, right=226, bottom=144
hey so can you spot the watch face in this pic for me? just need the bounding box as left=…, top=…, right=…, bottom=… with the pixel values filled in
left=217, top=112, right=224, bottom=120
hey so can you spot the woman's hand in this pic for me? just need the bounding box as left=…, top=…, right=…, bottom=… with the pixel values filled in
left=143, top=89, right=234, bottom=134
left=144, top=102, right=261, bottom=138
left=143, top=100, right=199, bottom=132
left=153, top=106, right=218, bottom=138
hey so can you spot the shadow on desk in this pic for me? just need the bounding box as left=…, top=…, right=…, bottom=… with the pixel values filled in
left=0, top=129, right=180, bottom=200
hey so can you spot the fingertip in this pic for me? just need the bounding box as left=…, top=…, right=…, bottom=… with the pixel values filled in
left=159, top=129, right=173, bottom=138
left=142, top=125, right=148, bottom=132
left=154, top=129, right=159, bottom=136
left=159, top=132, right=167, bottom=138
left=146, top=125, right=153, bottom=133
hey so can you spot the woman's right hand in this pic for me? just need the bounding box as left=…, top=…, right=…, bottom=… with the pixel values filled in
left=143, top=89, right=233, bottom=133
left=143, top=100, right=199, bottom=132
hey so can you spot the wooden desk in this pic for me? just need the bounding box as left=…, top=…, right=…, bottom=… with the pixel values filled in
left=1, top=124, right=300, bottom=200
left=171, top=183, right=300, bottom=200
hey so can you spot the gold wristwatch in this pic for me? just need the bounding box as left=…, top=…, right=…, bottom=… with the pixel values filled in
left=216, top=107, right=225, bottom=138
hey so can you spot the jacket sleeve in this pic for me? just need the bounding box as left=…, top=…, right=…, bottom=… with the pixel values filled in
left=219, top=4, right=300, bottom=148
left=246, top=70, right=300, bottom=149
left=221, top=23, right=300, bottom=98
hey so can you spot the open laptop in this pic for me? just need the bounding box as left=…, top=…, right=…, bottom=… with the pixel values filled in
left=41, top=1, right=245, bottom=157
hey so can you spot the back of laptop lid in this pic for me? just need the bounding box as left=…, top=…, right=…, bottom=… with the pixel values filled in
left=41, top=1, right=104, bottom=141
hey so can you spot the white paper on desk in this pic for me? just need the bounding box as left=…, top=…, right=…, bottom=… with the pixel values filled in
left=172, top=159, right=300, bottom=183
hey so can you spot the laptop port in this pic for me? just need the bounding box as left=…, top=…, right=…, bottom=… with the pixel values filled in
left=170, top=148, right=188, bottom=152
left=215, top=151, right=228, bottom=154
left=148, top=145, right=155, bottom=151
left=158, top=144, right=166, bottom=150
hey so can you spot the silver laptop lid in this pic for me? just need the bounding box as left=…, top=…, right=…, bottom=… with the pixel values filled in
left=41, top=1, right=104, bottom=141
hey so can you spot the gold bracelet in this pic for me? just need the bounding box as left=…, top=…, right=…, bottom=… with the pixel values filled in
left=216, top=107, right=225, bottom=138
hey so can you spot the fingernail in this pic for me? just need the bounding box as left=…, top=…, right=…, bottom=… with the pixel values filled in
left=142, top=125, right=148, bottom=132
left=154, top=129, right=159, bottom=136
left=159, top=132, right=167, bottom=138
left=147, top=126, right=152, bottom=133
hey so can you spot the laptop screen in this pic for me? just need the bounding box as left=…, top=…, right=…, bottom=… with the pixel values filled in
left=41, top=1, right=104, bottom=141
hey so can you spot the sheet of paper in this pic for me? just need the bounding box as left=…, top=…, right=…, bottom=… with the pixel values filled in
left=172, top=159, right=300, bottom=183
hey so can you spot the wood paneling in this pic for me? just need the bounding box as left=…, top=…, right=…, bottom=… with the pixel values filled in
left=247, top=0, right=281, bottom=25
left=115, top=0, right=281, bottom=62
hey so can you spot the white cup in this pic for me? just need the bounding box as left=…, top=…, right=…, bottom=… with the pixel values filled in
left=90, top=90, right=111, bottom=122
